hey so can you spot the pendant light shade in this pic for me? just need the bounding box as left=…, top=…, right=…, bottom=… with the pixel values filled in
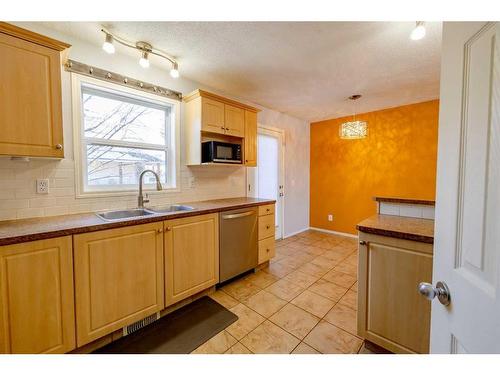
left=340, top=94, right=368, bottom=139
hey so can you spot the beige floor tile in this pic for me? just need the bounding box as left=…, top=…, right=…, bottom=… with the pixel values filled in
left=262, top=261, right=296, bottom=278
left=303, top=246, right=326, bottom=256
left=334, top=261, right=358, bottom=276
left=308, top=279, right=348, bottom=302
left=244, top=270, right=280, bottom=289
left=283, top=270, right=319, bottom=288
left=210, top=290, right=239, bottom=309
left=351, top=281, right=358, bottom=292
left=285, top=241, right=309, bottom=250
left=304, top=321, right=363, bottom=354
left=291, top=342, right=321, bottom=354
left=338, top=289, right=357, bottom=310
left=269, top=303, right=320, bottom=339
left=226, top=303, right=266, bottom=340
left=224, top=342, right=252, bottom=354
left=191, top=330, right=237, bottom=354
left=240, top=320, right=300, bottom=354
left=221, top=278, right=261, bottom=301
left=270, top=253, right=290, bottom=264
left=242, top=290, right=287, bottom=317
left=322, top=270, right=357, bottom=289
left=310, top=255, right=340, bottom=270
left=324, top=303, right=357, bottom=335
left=265, top=279, right=305, bottom=301
left=291, top=290, right=336, bottom=318
left=279, top=256, right=307, bottom=269
left=291, top=252, right=317, bottom=264
left=321, top=250, right=349, bottom=263
left=276, top=245, right=301, bottom=257
left=297, top=261, right=331, bottom=278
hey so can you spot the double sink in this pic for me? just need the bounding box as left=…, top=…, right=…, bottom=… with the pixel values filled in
left=96, top=205, right=195, bottom=222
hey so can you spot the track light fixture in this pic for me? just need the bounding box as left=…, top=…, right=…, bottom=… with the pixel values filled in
left=100, top=27, right=179, bottom=78
left=410, top=21, right=426, bottom=40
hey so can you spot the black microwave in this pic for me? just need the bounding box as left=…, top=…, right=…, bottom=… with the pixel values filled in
left=202, top=141, right=242, bottom=164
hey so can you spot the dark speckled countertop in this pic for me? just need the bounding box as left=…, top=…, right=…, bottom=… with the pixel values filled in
left=357, top=214, right=434, bottom=244
left=0, top=197, right=275, bottom=246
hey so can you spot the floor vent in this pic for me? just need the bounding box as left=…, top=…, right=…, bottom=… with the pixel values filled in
left=123, top=312, right=160, bottom=336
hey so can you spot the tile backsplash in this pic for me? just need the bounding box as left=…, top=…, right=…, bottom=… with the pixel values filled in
left=378, top=201, right=435, bottom=220
left=0, top=158, right=246, bottom=221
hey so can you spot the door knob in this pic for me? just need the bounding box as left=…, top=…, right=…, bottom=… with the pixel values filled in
left=418, top=281, right=451, bottom=306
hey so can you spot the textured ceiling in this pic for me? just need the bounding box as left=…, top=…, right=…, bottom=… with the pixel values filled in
left=38, top=22, right=442, bottom=122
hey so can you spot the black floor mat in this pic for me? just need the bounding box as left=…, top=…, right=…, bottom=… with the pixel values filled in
left=94, top=296, right=238, bottom=354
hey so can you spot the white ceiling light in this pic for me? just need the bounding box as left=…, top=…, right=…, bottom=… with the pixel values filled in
left=339, top=95, right=368, bottom=140
left=170, top=62, right=179, bottom=78
left=100, top=27, right=180, bottom=78
left=139, top=51, right=150, bottom=68
left=410, top=21, right=426, bottom=41
left=102, top=33, right=115, bottom=54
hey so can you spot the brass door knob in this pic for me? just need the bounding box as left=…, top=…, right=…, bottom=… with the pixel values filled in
left=55, top=144, right=63, bottom=150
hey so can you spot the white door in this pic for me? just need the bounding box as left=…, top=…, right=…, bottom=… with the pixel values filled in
left=247, top=126, right=285, bottom=239
left=430, top=22, right=500, bottom=353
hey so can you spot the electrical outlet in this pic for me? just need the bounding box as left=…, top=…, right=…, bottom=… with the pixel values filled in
left=36, top=179, right=49, bottom=194
left=328, top=214, right=333, bottom=222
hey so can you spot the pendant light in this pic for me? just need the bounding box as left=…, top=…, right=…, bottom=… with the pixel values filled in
left=339, top=95, right=368, bottom=139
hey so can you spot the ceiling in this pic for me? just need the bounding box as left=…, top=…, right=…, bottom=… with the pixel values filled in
left=39, top=22, right=442, bottom=122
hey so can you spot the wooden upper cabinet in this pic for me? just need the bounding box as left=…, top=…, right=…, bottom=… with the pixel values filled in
left=0, top=23, right=70, bottom=158
left=224, top=104, right=245, bottom=137
left=201, top=97, right=226, bottom=135
left=244, top=110, right=257, bottom=166
left=164, top=213, right=219, bottom=306
left=0, top=236, right=75, bottom=354
left=73, top=223, right=164, bottom=347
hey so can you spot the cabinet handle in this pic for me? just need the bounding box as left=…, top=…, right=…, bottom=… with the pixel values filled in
left=359, top=240, right=367, bottom=245
left=55, top=144, right=63, bottom=150
left=221, top=126, right=225, bottom=130
left=266, top=208, right=270, bottom=212
left=157, top=229, right=163, bottom=233
left=266, top=248, right=270, bottom=252
left=225, top=127, right=229, bottom=131
left=266, top=225, right=270, bottom=229
left=166, top=227, right=172, bottom=231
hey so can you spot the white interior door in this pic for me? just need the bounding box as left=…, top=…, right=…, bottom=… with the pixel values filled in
left=431, top=22, right=500, bottom=353
left=247, top=126, right=285, bottom=239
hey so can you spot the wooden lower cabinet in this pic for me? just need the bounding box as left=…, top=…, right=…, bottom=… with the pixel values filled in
left=0, top=236, right=75, bottom=353
left=73, top=223, right=164, bottom=347
left=357, top=232, right=433, bottom=354
left=164, top=213, right=219, bottom=306
left=257, top=204, right=276, bottom=264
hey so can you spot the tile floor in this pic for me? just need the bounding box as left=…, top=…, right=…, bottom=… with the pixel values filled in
left=192, top=229, right=374, bottom=354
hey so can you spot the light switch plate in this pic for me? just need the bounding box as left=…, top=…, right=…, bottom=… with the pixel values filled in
left=36, top=179, right=49, bottom=194
left=328, top=214, right=333, bottom=221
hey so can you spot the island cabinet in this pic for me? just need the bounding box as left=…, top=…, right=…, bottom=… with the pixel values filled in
left=357, top=232, right=433, bottom=354
left=73, top=222, right=164, bottom=347
left=0, top=236, right=75, bottom=354
left=164, top=213, right=219, bottom=306
left=0, top=22, right=70, bottom=158
left=183, top=89, right=259, bottom=166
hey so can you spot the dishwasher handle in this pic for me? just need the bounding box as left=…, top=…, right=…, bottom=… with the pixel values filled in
left=222, top=211, right=255, bottom=220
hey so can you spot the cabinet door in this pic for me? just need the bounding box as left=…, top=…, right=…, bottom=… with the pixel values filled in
left=244, top=110, right=258, bottom=166
left=201, top=97, right=226, bottom=135
left=358, top=236, right=433, bottom=354
left=224, top=104, right=245, bottom=137
left=0, top=32, right=64, bottom=158
left=258, top=236, right=276, bottom=264
left=0, top=237, right=75, bottom=353
left=74, top=223, right=164, bottom=346
left=164, top=213, right=219, bottom=306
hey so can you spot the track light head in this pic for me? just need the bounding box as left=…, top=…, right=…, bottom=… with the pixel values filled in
left=139, top=51, right=150, bottom=68
left=102, top=33, right=115, bottom=54
left=410, top=21, right=426, bottom=41
left=170, top=62, right=180, bottom=78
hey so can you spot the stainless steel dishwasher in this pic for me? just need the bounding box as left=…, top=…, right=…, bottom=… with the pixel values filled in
left=219, top=207, right=258, bottom=283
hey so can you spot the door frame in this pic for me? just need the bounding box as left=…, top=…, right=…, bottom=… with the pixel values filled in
left=247, top=124, right=286, bottom=240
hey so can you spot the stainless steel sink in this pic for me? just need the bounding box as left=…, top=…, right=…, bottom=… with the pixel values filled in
left=147, top=204, right=195, bottom=213
left=96, top=209, right=156, bottom=221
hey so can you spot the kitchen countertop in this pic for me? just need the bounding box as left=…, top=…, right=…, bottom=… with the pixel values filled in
left=0, top=197, right=275, bottom=246
left=356, top=214, right=434, bottom=244
left=374, top=196, right=435, bottom=206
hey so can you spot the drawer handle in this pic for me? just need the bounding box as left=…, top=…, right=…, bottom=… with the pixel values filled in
left=55, top=143, right=63, bottom=150
left=225, top=127, right=229, bottom=131
left=266, top=225, right=270, bottom=229
left=359, top=240, right=367, bottom=245
left=266, top=248, right=270, bottom=252
left=166, top=227, right=172, bottom=231
left=157, top=229, right=163, bottom=233
left=266, top=208, right=270, bottom=212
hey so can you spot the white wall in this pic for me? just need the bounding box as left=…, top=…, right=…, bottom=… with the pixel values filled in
left=0, top=22, right=310, bottom=237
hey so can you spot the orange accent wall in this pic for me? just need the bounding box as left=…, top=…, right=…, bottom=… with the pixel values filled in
left=310, top=100, right=439, bottom=234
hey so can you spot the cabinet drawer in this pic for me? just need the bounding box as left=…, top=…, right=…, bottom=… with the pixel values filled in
left=258, top=237, right=276, bottom=264
left=258, top=214, right=275, bottom=240
left=258, top=204, right=275, bottom=216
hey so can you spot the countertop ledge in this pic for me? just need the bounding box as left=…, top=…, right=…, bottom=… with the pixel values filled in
left=373, top=196, right=435, bottom=206
left=0, top=197, right=275, bottom=246
left=357, top=214, right=434, bottom=244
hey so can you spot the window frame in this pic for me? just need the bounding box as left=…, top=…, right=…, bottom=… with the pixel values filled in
left=71, top=73, right=181, bottom=198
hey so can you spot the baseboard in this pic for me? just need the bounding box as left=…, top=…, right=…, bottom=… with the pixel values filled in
left=283, top=227, right=310, bottom=239
left=309, top=226, right=358, bottom=239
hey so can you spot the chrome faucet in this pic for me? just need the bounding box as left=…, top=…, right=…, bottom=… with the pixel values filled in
left=138, top=169, right=163, bottom=208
